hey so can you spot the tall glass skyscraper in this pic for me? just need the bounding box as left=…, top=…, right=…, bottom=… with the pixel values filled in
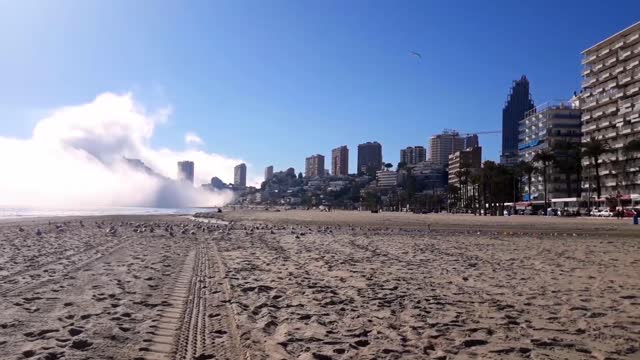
left=501, top=76, right=534, bottom=166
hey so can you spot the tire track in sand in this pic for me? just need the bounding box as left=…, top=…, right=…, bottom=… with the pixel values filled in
left=138, top=239, right=245, bottom=360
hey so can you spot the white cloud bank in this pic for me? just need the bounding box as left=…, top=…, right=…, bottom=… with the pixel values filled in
left=185, top=132, right=204, bottom=146
left=0, top=92, right=240, bottom=208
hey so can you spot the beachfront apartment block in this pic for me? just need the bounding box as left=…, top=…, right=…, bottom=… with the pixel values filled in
left=580, top=21, right=640, bottom=196
left=518, top=101, right=582, bottom=201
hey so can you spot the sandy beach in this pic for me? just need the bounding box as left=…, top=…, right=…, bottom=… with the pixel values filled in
left=0, top=211, right=638, bottom=359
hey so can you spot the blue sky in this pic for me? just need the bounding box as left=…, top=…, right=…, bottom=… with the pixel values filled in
left=1, top=0, right=638, bottom=180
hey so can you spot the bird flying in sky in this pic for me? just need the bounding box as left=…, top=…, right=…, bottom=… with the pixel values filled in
left=410, top=51, right=422, bottom=60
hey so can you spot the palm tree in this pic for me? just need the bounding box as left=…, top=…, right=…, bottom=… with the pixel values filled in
left=460, top=168, right=471, bottom=209
left=533, top=149, right=555, bottom=209
left=447, top=184, right=460, bottom=212
left=552, top=141, right=582, bottom=198
left=518, top=160, right=536, bottom=202
left=623, top=138, right=640, bottom=158
left=481, top=161, right=499, bottom=215
left=582, top=136, right=610, bottom=199
left=469, top=173, right=482, bottom=215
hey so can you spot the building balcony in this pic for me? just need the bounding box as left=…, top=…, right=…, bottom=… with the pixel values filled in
left=625, top=30, right=640, bottom=46
left=605, top=104, right=619, bottom=114
left=613, top=39, right=625, bottom=50
left=598, top=46, right=612, bottom=58
left=582, top=123, right=597, bottom=132
left=619, top=47, right=633, bottom=61
left=582, top=97, right=598, bottom=109
left=626, top=83, right=640, bottom=96
left=598, top=70, right=613, bottom=82
left=613, top=89, right=624, bottom=101
left=613, top=64, right=626, bottom=75
left=622, top=95, right=640, bottom=107
left=619, top=124, right=634, bottom=135
left=582, top=52, right=598, bottom=65
left=594, top=62, right=605, bottom=72
left=597, top=118, right=612, bottom=128
left=614, top=116, right=625, bottom=126
left=582, top=77, right=597, bottom=88
left=626, top=57, right=640, bottom=71
left=619, top=70, right=634, bottom=84
left=582, top=111, right=592, bottom=121
left=604, top=79, right=618, bottom=90
left=605, top=55, right=618, bottom=67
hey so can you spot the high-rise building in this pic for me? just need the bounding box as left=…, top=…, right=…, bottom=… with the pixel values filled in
left=519, top=101, right=582, bottom=201
left=400, top=146, right=427, bottom=165
left=501, top=76, right=535, bottom=166
left=177, top=161, right=194, bottom=185
left=305, top=154, right=325, bottom=178
left=264, top=165, right=274, bottom=182
left=357, top=141, right=382, bottom=174
left=234, top=163, right=247, bottom=188
left=463, top=134, right=479, bottom=149
left=331, top=145, right=349, bottom=176
left=580, top=21, right=640, bottom=196
left=429, top=130, right=465, bottom=168
left=448, top=147, right=482, bottom=188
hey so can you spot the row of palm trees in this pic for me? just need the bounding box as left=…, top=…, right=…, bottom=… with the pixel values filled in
left=451, top=136, right=640, bottom=213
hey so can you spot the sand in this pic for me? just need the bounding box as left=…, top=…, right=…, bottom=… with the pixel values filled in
left=0, top=211, right=638, bottom=359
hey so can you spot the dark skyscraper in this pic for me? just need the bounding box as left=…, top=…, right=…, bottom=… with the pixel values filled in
left=357, top=142, right=382, bottom=174
left=501, top=76, right=534, bottom=165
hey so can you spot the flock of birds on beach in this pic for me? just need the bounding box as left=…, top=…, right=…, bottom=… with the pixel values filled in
left=14, top=217, right=588, bottom=242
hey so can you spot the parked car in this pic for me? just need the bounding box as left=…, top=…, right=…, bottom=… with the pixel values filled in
left=598, top=209, right=614, bottom=218
left=590, top=209, right=601, bottom=217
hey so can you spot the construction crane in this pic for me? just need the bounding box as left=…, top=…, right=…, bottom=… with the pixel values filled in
left=442, top=129, right=501, bottom=137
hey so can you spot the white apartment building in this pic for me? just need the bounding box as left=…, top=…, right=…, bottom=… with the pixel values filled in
left=580, top=21, right=640, bottom=196
left=518, top=102, right=582, bottom=201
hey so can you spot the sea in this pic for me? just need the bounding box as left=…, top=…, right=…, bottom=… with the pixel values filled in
left=0, top=207, right=214, bottom=220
